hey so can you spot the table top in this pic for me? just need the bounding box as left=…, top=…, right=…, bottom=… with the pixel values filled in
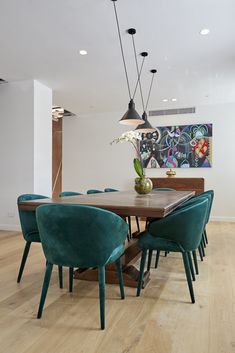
left=19, top=190, right=195, bottom=218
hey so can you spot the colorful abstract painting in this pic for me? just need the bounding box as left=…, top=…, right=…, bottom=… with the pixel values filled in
left=140, top=123, right=212, bottom=168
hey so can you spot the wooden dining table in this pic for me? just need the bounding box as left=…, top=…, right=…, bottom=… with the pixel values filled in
left=19, top=190, right=195, bottom=288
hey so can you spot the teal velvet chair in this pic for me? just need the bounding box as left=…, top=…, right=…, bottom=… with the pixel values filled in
left=87, top=189, right=103, bottom=194
left=150, top=190, right=214, bottom=275
left=104, top=187, right=140, bottom=238
left=175, top=190, right=214, bottom=264
left=17, top=194, right=63, bottom=287
left=59, top=191, right=83, bottom=197
left=137, top=198, right=208, bottom=303
left=36, top=204, right=128, bottom=330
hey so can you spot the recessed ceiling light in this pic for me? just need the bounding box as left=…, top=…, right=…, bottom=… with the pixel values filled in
left=162, top=98, right=168, bottom=102
left=79, top=50, right=88, bottom=55
left=200, top=28, right=210, bottom=35
left=171, top=98, right=177, bottom=102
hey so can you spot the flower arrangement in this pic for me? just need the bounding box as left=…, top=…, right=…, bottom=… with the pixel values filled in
left=111, top=131, right=144, bottom=178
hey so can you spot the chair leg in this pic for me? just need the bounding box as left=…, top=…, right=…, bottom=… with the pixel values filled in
left=164, top=251, right=168, bottom=257
left=198, top=245, right=204, bottom=261
left=137, top=249, right=147, bottom=297
left=204, top=229, right=208, bottom=244
left=37, top=263, right=53, bottom=319
left=98, top=266, right=105, bottom=330
left=69, top=267, right=74, bottom=293
left=202, top=234, right=206, bottom=248
left=135, top=216, right=140, bottom=233
left=147, top=250, right=153, bottom=271
left=192, top=250, right=199, bottom=275
left=187, top=252, right=196, bottom=281
left=17, top=241, right=31, bottom=283
left=128, top=216, right=132, bottom=239
left=58, top=266, right=63, bottom=289
left=145, top=218, right=148, bottom=230
left=182, top=252, right=195, bottom=303
left=200, top=241, right=206, bottom=257
left=115, top=257, right=125, bottom=299
left=155, top=250, right=160, bottom=268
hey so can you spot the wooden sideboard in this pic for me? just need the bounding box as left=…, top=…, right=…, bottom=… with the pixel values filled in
left=150, top=177, right=204, bottom=195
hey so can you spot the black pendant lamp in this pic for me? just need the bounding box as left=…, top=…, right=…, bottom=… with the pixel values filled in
left=127, top=27, right=157, bottom=133
left=135, top=70, right=157, bottom=133
left=111, top=0, right=144, bottom=125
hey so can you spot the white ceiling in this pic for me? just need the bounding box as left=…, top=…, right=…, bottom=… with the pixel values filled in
left=0, top=0, right=235, bottom=115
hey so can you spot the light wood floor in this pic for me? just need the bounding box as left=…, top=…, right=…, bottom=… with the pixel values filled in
left=0, top=222, right=235, bottom=353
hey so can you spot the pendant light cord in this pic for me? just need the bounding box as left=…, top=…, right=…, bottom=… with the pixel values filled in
left=131, top=35, right=145, bottom=111
left=132, top=56, right=145, bottom=100
left=145, top=71, right=156, bottom=111
left=112, top=1, right=132, bottom=100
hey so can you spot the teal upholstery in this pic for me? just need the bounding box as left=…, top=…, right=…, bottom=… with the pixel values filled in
left=87, top=189, right=103, bottom=194
left=137, top=198, right=208, bottom=303
left=17, top=194, right=63, bottom=287
left=59, top=191, right=83, bottom=289
left=36, top=204, right=128, bottom=330
left=59, top=191, right=82, bottom=197
left=104, top=188, right=118, bottom=192
left=175, top=190, right=214, bottom=261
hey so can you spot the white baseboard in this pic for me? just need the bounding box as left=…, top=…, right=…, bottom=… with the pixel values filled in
left=210, top=217, right=235, bottom=222
left=0, top=224, right=21, bottom=231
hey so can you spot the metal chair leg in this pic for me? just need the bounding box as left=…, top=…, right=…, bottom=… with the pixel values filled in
left=147, top=250, right=153, bottom=271
left=17, top=241, right=31, bottom=283
left=37, top=263, right=53, bottom=318
left=192, top=250, right=199, bottom=275
left=182, top=252, right=195, bottom=303
left=155, top=250, right=160, bottom=268
left=187, top=252, right=196, bottom=281
left=98, top=266, right=105, bottom=330
left=58, top=266, right=63, bottom=288
left=69, top=267, right=74, bottom=292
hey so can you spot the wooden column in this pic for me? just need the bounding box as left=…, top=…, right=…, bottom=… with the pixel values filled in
left=52, top=119, right=62, bottom=198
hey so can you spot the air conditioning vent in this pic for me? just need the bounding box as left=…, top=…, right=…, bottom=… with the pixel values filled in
left=149, top=107, right=196, bottom=116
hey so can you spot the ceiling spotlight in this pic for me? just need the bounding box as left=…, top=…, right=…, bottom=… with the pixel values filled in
left=162, top=98, right=168, bottom=102
left=171, top=98, right=177, bottom=102
left=79, top=50, right=88, bottom=55
left=200, top=28, right=210, bottom=35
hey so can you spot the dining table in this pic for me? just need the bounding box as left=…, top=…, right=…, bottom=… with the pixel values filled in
left=19, top=190, right=195, bottom=288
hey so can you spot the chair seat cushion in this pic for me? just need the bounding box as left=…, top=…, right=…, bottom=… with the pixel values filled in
left=139, top=232, right=185, bottom=252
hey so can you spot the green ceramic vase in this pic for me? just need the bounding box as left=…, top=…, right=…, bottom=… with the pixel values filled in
left=134, top=177, right=153, bottom=195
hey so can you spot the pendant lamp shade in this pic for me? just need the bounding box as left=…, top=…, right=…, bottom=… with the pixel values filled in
left=135, top=111, right=155, bottom=133
left=119, top=99, right=145, bottom=125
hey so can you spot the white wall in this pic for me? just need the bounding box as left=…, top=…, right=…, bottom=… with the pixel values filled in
left=63, top=102, right=235, bottom=221
left=0, top=80, right=52, bottom=230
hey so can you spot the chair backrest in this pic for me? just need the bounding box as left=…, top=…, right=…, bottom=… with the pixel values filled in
left=59, top=191, right=82, bottom=197
left=87, top=189, right=103, bottom=194
left=36, top=204, right=128, bottom=268
left=148, top=198, right=208, bottom=251
left=104, top=188, right=118, bottom=192
left=17, top=194, right=48, bottom=242
left=176, top=190, right=214, bottom=224
left=153, top=188, right=175, bottom=191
